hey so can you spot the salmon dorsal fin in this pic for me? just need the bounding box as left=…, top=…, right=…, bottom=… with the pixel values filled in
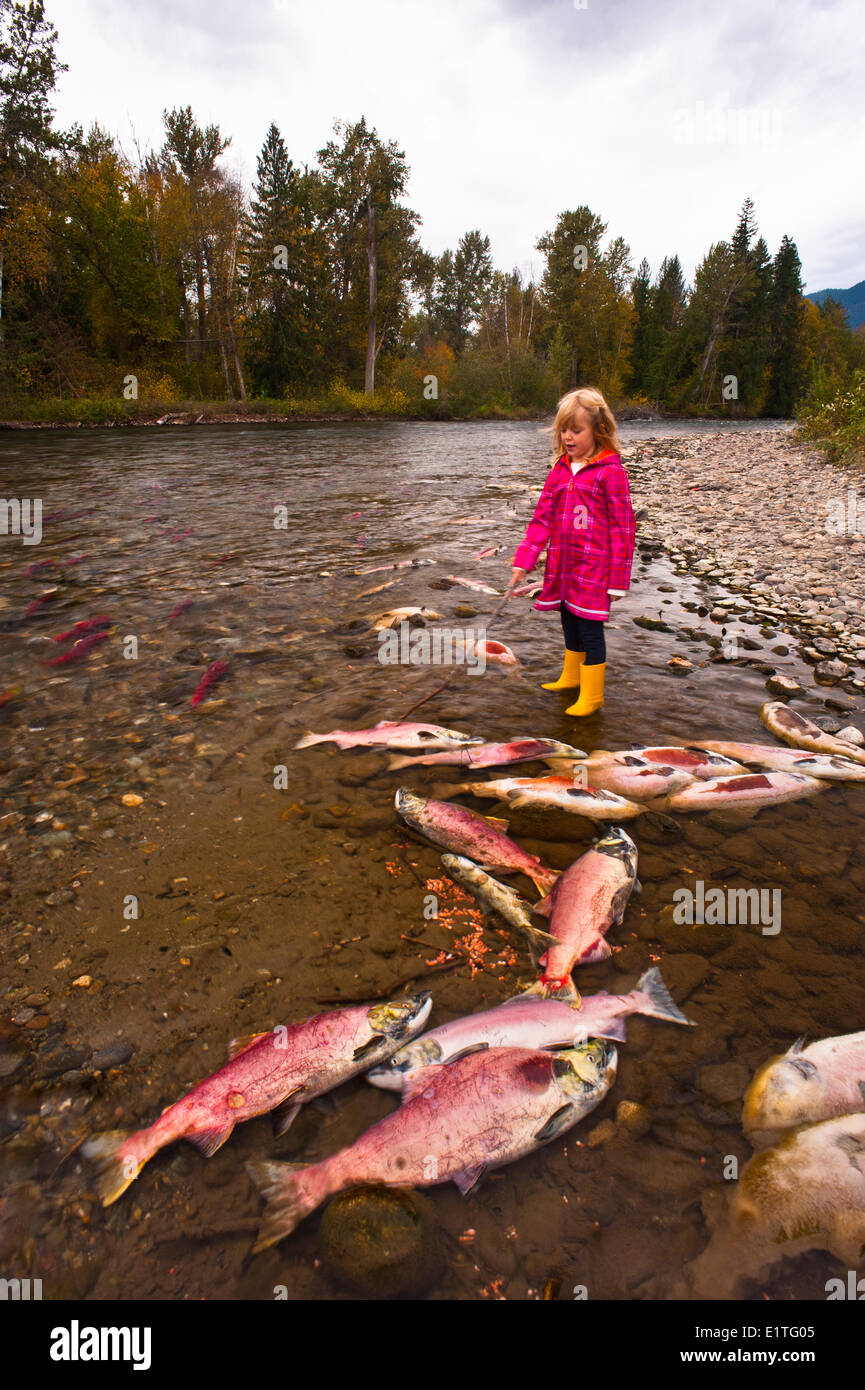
left=227, top=1030, right=269, bottom=1060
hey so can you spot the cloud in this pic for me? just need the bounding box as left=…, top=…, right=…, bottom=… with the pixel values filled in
left=44, top=0, right=865, bottom=292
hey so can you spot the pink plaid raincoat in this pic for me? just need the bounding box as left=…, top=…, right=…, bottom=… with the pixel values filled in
left=513, top=450, right=636, bottom=620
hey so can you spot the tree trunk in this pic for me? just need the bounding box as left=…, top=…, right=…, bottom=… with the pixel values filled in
left=0, top=246, right=5, bottom=350
left=364, top=194, right=377, bottom=394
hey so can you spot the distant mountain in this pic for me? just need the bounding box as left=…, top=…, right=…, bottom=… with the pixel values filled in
left=806, top=280, right=865, bottom=331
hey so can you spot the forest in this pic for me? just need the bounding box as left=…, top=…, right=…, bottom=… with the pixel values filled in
left=1, top=0, right=863, bottom=425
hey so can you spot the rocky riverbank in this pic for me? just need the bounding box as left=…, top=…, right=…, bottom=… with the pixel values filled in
left=623, top=428, right=865, bottom=721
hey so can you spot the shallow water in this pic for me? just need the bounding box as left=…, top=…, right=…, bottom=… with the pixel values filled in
left=1, top=418, right=862, bottom=1302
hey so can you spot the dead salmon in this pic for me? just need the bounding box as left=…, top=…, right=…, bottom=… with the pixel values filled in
left=533, top=826, right=639, bottom=991
left=439, top=854, right=557, bottom=959
left=394, top=788, right=559, bottom=894
left=697, top=740, right=865, bottom=782
left=371, top=606, right=442, bottom=630
left=743, top=1031, right=865, bottom=1148
left=247, top=1040, right=617, bottom=1250
left=603, top=746, right=748, bottom=779
left=450, top=775, right=644, bottom=821
left=446, top=575, right=500, bottom=594
left=760, top=701, right=865, bottom=766
left=297, top=721, right=483, bottom=752
left=81, top=995, right=432, bottom=1206
left=653, top=770, right=827, bottom=813
left=368, top=967, right=692, bottom=1090
left=386, top=737, right=586, bottom=771
left=574, top=756, right=695, bottom=801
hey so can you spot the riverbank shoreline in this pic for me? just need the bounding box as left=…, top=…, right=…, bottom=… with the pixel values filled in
left=623, top=428, right=865, bottom=721
left=0, top=401, right=757, bottom=430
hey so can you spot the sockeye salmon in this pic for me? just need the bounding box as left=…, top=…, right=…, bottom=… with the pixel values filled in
left=696, top=740, right=865, bottom=782
left=446, top=576, right=501, bottom=594
left=651, top=770, right=826, bottom=813
left=743, top=1031, right=865, bottom=1149
left=248, top=1041, right=617, bottom=1250
left=52, top=616, right=112, bottom=644
left=687, top=1112, right=865, bottom=1298
left=604, top=746, right=748, bottom=778
left=394, top=788, right=559, bottom=894
left=44, top=631, right=110, bottom=665
left=760, top=701, right=865, bottom=766
left=367, top=967, right=692, bottom=1090
left=386, top=737, right=586, bottom=771
left=297, top=722, right=483, bottom=752
left=82, top=995, right=432, bottom=1206
left=573, top=756, right=694, bottom=801
left=439, top=854, right=557, bottom=959
left=449, top=775, right=644, bottom=821
left=533, top=826, right=639, bottom=992
left=191, top=659, right=229, bottom=706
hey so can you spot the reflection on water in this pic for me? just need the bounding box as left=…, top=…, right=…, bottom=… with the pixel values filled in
left=0, top=417, right=861, bottom=1303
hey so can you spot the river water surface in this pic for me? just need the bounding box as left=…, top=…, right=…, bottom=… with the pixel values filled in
left=1, top=419, right=862, bottom=1301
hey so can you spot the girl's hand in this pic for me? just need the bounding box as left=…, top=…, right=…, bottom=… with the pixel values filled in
left=506, top=567, right=527, bottom=598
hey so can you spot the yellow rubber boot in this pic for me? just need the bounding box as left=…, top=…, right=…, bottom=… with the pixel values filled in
left=542, top=650, right=585, bottom=691
left=565, top=662, right=606, bottom=716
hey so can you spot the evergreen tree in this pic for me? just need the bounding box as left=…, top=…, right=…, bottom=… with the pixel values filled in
left=766, top=234, right=806, bottom=416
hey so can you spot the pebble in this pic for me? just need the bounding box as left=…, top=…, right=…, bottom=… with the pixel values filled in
left=586, top=1119, right=616, bottom=1148
left=696, top=1061, right=751, bottom=1105
left=615, top=1100, right=651, bottom=1138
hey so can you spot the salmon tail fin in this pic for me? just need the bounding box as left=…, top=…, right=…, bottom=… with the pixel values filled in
left=431, top=781, right=466, bottom=800
left=81, top=1130, right=146, bottom=1207
left=246, top=1160, right=325, bottom=1253
left=387, top=753, right=414, bottom=771
left=635, top=967, right=695, bottom=1026
left=294, top=732, right=326, bottom=749
left=529, top=868, right=560, bottom=896
left=518, top=978, right=580, bottom=1004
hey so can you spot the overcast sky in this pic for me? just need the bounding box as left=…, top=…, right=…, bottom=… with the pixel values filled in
left=46, top=0, right=863, bottom=294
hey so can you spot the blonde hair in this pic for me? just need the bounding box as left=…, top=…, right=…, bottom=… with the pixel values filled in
left=546, top=387, right=621, bottom=461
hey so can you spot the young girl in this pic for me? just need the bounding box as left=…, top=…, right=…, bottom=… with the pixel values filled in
left=507, top=388, right=635, bottom=716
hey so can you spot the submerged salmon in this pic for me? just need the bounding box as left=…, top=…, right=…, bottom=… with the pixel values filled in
left=51, top=616, right=112, bottom=644
left=534, top=826, right=639, bottom=991
left=451, top=775, right=644, bottom=821
left=697, top=740, right=865, bottom=782
left=653, top=770, right=826, bottom=812
left=575, top=756, right=694, bottom=801
left=439, top=854, right=557, bottom=959
left=601, top=746, right=747, bottom=779
left=81, top=995, right=432, bottom=1206
left=446, top=575, right=500, bottom=594
left=760, top=701, right=865, bottom=766
left=248, top=1041, right=617, bottom=1250
left=743, top=1031, right=865, bottom=1149
left=297, top=721, right=483, bottom=752
left=44, top=631, right=110, bottom=665
left=191, top=659, right=228, bottom=706
left=395, top=788, right=559, bottom=894
left=368, top=968, right=692, bottom=1091
left=387, top=738, right=585, bottom=771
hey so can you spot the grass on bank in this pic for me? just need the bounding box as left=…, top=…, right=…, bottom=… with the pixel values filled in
left=796, top=369, right=865, bottom=464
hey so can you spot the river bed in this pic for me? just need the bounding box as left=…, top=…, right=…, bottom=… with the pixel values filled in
left=1, top=418, right=863, bottom=1301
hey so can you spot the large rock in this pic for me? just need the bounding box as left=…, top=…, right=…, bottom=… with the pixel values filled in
left=319, top=1185, right=444, bottom=1298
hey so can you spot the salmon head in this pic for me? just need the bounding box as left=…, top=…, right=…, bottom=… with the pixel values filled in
left=367, top=993, right=433, bottom=1044
left=552, top=1038, right=618, bottom=1101
left=366, top=1035, right=444, bottom=1090
left=394, top=787, right=427, bottom=827
left=742, top=1043, right=824, bottom=1144
left=592, top=826, right=638, bottom=877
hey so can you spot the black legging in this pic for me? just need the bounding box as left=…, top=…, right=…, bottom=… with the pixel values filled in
left=560, top=604, right=606, bottom=664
